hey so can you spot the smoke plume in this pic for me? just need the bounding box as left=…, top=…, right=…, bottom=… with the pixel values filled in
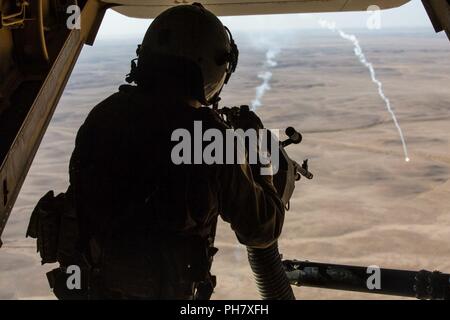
left=319, top=19, right=410, bottom=162
left=251, top=48, right=280, bottom=110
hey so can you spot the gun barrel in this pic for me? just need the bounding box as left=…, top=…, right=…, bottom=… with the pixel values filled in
left=283, top=260, right=450, bottom=300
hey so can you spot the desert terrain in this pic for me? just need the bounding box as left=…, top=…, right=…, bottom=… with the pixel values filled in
left=0, top=27, right=449, bottom=299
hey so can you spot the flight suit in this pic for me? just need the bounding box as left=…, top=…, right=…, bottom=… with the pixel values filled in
left=67, top=84, right=285, bottom=299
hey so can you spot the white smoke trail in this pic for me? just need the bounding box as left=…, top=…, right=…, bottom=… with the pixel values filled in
left=251, top=48, right=280, bottom=110
left=319, top=19, right=410, bottom=163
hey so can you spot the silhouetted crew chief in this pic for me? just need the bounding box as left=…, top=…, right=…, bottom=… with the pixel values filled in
left=29, top=3, right=285, bottom=300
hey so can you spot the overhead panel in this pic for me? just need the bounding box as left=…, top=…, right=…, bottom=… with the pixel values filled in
left=102, top=0, right=412, bottom=19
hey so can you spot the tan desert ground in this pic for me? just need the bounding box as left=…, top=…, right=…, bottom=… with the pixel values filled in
left=0, top=26, right=449, bottom=299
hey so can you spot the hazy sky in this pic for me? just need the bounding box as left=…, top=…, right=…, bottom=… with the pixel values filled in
left=96, top=0, right=433, bottom=39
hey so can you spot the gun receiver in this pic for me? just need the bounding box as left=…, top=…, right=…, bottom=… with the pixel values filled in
left=217, top=106, right=313, bottom=207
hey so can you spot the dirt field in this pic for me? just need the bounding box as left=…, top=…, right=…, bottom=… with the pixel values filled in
left=1, top=28, right=449, bottom=299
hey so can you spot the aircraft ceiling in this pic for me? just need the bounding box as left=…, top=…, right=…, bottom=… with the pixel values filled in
left=102, top=0, right=412, bottom=18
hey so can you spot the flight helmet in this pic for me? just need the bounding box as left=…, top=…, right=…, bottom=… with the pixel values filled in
left=127, top=3, right=238, bottom=106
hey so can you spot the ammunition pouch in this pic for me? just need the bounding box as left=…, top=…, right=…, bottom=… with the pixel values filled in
left=26, top=189, right=79, bottom=266
left=27, top=189, right=218, bottom=299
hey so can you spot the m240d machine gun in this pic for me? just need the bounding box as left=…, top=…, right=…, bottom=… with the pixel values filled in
left=283, top=260, right=450, bottom=300
left=218, top=105, right=450, bottom=300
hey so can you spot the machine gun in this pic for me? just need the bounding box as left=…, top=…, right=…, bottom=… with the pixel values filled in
left=216, top=105, right=314, bottom=300
left=217, top=105, right=313, bottom=207
left=274, top=125, right=313, bottom=208
left=283, top=260, right=450, bottom=300
left=217, top=104, right=450, bottom=300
